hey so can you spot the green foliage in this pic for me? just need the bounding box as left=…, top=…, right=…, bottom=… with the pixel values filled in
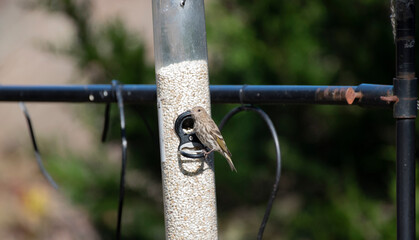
left=206, top=0, right=418, bottom=239
left=33, top=0, right=419, bottom=239
left=32, top=1, right=161, bottom=239
left=32, top=0, right=154, bottom=84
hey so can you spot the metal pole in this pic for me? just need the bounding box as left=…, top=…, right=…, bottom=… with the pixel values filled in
left=393, top=0, right=416, bottom=239
left=0, top=84, right=395, bottom=107
left=396, top=119, right=416, bottom=240
left=152, top=0, right=218, bottom=239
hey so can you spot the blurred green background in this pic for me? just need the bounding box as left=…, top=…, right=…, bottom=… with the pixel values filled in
left=18, top=0, right=419, bottom=239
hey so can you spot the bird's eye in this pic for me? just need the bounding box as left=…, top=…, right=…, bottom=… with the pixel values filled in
left=198, top=109, right=201, bottom=112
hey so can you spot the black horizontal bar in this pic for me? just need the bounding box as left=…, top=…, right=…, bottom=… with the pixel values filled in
left=0, top=85, right=156, bottom=103
left=0, top=84, right=394, bottom=107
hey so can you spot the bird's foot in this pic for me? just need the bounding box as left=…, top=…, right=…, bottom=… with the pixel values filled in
left=203, top=149, right=215, bottom=159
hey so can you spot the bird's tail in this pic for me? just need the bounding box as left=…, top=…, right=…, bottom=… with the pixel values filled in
left=223, top=152, right=237, bottom=172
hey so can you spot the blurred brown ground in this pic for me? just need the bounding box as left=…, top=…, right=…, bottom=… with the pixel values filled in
left=0, top=0, right=153, bottom=238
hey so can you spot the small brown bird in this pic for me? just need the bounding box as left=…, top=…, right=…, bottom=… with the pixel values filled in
left=190, top=106, right=236, bottom=172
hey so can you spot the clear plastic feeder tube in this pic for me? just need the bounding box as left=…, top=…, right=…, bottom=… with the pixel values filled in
left=152, top=0, right=209, bottom=71
left=152, top=0, right=217, bottom=239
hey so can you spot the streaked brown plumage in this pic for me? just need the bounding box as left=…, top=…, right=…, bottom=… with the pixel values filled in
left=190, top=106, right=236, bottom=172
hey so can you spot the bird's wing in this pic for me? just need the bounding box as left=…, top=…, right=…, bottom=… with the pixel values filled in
left=212, top=129, right=232, bottom=157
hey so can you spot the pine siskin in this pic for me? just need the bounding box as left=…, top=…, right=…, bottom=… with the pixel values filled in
left=190, top=106, right=236, bottom=172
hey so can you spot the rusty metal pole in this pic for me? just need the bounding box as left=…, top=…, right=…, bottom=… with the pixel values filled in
left=393, top=0, right=416, bottom=239
left=152, top=0, right=218, bottom=239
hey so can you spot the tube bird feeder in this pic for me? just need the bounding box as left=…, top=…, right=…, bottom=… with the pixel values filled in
left=152, top=0, right=218, bottom=239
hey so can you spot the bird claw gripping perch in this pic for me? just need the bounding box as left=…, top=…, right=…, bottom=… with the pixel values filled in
left=174, top=111, right=207, bottom=158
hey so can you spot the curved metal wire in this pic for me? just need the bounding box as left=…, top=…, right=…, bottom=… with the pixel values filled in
left=219, top=105, right=281, bottom=240
left=99, top=80, right=129, bottom=240
left=101, top=102, right=111, bottom=142
left=102, top=88, right=156, bottom=143
left=112, top=80, right=128, bottom=240
left=19, top=102, right=58, bottom=189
